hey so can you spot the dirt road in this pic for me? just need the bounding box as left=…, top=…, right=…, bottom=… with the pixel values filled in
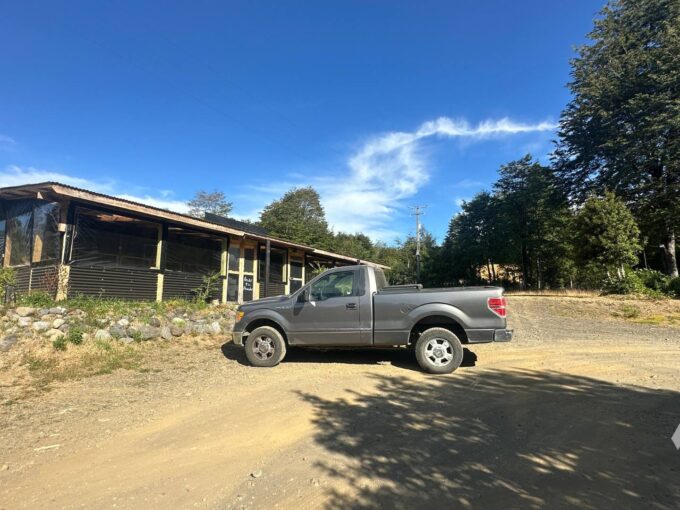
left=1, top=296, right=680, bottom=509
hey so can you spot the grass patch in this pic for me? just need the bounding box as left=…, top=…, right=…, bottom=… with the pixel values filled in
left=618, top=304, right=641, bottom=319
left=24, top=342, right=142, bottom=388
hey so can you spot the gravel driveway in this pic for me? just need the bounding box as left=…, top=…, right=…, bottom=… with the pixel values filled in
left=1, top=296, right=679, bottom=509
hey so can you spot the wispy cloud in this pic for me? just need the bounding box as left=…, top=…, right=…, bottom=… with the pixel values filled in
left=453, top=178, right=486, bottom=188
left=0, top=165, right=189, bottom=213
left=0, top=134, right=17, bottom=150
left=322, top=116, right=556, bottom=239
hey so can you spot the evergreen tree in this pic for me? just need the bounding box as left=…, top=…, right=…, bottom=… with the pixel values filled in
left=187, top=190, right=232, bottom=218
left=572, top=192, right=642, bottom=277
left=258, top=187, right=332, bottom=249
left=554, top=0, right=680, bottom=276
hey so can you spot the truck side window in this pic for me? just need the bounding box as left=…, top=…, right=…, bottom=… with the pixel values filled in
left=310, top=270, right=355, bottom=301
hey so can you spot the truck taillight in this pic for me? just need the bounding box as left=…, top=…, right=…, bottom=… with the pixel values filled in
left=488, top=297, right=507, bottom=317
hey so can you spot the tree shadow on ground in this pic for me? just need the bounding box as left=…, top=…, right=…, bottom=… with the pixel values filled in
left=220, top=342, right=476, bottom=372
left=297, top=370, right=680, bottom=510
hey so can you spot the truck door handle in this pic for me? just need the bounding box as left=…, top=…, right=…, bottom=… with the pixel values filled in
left=346, top=303, right=357, bottom=310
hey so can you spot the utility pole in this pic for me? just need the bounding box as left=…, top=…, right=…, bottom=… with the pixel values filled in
left=410, top=205, right=427, bottom=283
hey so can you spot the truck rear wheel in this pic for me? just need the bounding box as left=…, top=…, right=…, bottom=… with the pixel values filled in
left=244, top=326, right=287, bottom=368
left=415, top=327, right=464, bottom=374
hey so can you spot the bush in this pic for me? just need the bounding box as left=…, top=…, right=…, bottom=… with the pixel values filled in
left=667, top=277, right=680, bottom=298
left=18, top=291, right=55, bottom=308
left=634, top=269, right=671, bottom=293
left=601, top=272, right=648, bottom=295
left=66, top=325, right=84, bottom=345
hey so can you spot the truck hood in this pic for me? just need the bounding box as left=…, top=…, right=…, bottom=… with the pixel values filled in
left=241, top=294, right=289, bottom=308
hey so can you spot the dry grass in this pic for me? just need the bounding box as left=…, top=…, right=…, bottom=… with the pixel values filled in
left=509, top=293, right=680, bottom=328
left=22, top=340, right=143, bottom=389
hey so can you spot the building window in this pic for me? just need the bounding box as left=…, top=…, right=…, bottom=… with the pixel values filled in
left=71, top=208, right=159, bottom=269
left=258, top=246, right=287, bottom=283
left=227, top=273, right=239, bottom=302
left=166, top=227, right=221, bottom=274
left=3, top=199, right=61, bottom=267
left=290, top=257, right=303, bottom=293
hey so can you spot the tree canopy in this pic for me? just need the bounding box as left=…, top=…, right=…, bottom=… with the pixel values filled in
left=187, top=190, right=233, bottom=218
left=554, top=0, right=680, bottom=276
left=258, top=187, right=332, bottom=249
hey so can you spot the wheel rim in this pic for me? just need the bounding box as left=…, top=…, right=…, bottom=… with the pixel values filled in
left=424, top=338, right=453, bottom=366
left=252, top=335, right=275, bottom=361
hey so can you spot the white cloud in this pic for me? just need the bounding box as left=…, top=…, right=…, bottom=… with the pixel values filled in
left=322, top=116, right=556, bottom=240
left=454, top=178, right=485, bottom=188
left=0, top=134, right=16, bottom=147
left=116, top=193, right=190, bottom=213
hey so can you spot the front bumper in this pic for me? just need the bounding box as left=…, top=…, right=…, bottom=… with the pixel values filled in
left=494, top=329, right=513, bottom=342
left=232, top=330, right=245, bottom=346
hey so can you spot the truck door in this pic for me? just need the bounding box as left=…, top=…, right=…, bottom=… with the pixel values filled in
left=290, top=268, right=364, bottom=346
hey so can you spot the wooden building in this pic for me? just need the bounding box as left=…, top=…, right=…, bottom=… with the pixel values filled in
left=0, top=182, right=386, bottom=303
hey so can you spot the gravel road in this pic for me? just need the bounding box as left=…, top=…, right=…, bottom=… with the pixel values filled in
left=1, top=296, right=679, bottom=509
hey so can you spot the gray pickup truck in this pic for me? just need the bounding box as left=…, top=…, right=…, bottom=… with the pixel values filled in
left=232, top=265, right=512, bottom=373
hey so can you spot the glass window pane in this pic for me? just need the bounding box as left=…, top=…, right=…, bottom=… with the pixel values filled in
left=243, top=248, right=254, bottom=273
left=310, top=271, right=355, bottom=300
left=71, top=208, right=158, bottom=269
left=5, top=199, right=34, bottom=267
left=258, top=246, right=287, bottom=282
left=166, top=228, right=221, bottom=274
left=291, top=258, right=303, bottom=279
left=32, top=202, right=61, bottom=263
left=228, top=243, right=240, bottom=272
left=227, top=273, right=239, bottom=302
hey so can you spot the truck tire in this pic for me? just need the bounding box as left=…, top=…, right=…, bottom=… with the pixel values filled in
left=415, top=327, right=464, bottom=374
left=244, top=326, right=287, bottom=368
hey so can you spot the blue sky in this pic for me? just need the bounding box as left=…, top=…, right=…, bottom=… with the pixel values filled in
left=0, top=0, right=604, bottom=243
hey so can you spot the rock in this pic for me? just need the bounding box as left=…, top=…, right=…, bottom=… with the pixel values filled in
left=206, top=321, right=221, bottom=335
left=96, top=318, right=108, bottom=326
left=160, top=326, right=173, bottom=341
left=117, top=318, right=129, bottom=328
left=49, top=307, right=66, bottom=315
left=0, top=335, right=19, bottom=352
left=47, top=329, right=65, bottom=340
left=58, top=323, right=70, bottom=332
left=138, top=325, right=160, bottom=340
left=311, top=478, right=320, bottom=486
left=17, top=317, right=32, bottom=328
left=1, top=464, right=8, bottom=471
left=15, top=307, right=35, bottom=317
left=170, top=325, right=184, bottom=337
left=94, top=329, right=112, bottom=341
left=52, top=318, right=65, bottom=329
left=119, top=337, right=135, bottom=344
left=31, top=321, right=50, bottom=332
left=251, top=470, right=263, bottom=479
left=109, top=324, right=127, bottom=339
left=171, top=317, right=185, bottom=326
left=148, top=317, right=162, bottom=328
left=192, top=323, right=208, bottom=335
left=37, top=308, right=50, bottom=317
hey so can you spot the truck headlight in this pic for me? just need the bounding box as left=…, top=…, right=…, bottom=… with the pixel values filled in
left=235, top=311, right=244, bottom=323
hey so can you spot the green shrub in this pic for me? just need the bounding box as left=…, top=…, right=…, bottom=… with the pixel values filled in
left=66, top=325, right=85, bottom=345
left=601, top=272, right=647, bottom=295
left=0, top=267, right=16, bottom=303
left=667, top=277, right=680, bottom=298
left=53, top=336, right=68, bottom=351
left=634, top=269, right=671, bottom=293
left=18, top=291, right=55, bottom=308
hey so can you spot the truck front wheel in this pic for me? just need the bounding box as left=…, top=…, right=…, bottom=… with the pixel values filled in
left=244, top=326, right=287, bottom=368
left=415, top=328, right=464, bottom=374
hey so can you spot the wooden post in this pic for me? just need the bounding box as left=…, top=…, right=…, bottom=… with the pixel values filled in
left=155, top=224, right=166, bottom=302
left=221, top=238, right=228, bottom=304
left=264, top=239, right=270, bottom=298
